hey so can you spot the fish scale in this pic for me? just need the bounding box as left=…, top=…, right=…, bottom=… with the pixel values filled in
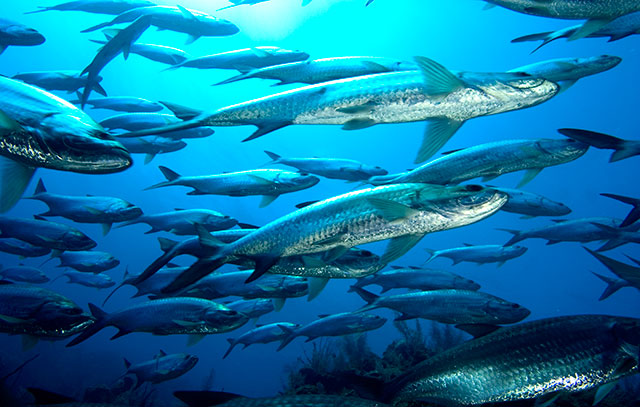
left=390, top=315, right=640, bottom=406
left=485, top=0, right=640, bottom=19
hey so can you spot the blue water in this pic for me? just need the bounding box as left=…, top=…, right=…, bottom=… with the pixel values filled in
left=1, top=0, right=639, bottom=403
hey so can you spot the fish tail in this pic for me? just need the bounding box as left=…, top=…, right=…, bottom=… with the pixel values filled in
left=81, top=21, right=112, bottom=33
left=144, top=166, right=180, bottom=190
left=214, top=71, right=252, bottom=86
left=66, top=303, right=109, bottom=347
left=423, top=247, right=439, bottom=264
left=133, top=251, right=176, bottom=287
left=350, top=286, right=379, bottom=308
left=591, top=271, right=627, bottom=301
left=276, top=324, right=298, bottom=351
left=161, top=256, right=228, bottom=294
left=558, top=128, right=637, bottom=162
left=497, top=228, right=523, bottom=246
left=222, top=338, right=237, bottom=359
left=601, top=193, right=640, bottom=228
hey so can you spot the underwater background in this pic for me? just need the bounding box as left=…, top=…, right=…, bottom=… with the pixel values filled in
left=1, top=0, right=639, bottom=404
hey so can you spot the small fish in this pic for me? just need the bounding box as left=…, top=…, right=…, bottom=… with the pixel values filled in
left=60, top=271, right=115, bottom=289
left=0, top=216, right=96, bottom=252
left=174, top=391, right=390, bottom=407
left=590, top=222, right=640, bottom=252
left=0, top=18, right=45, bottom=55
left=277, top=312, right=386, bottom=350
left=223, top=322, right=300, bottom=358
left=12, top=70, right=106, bottom=96
left=224, top=299, right=274, bottom=320
left=494, top=187, right=572, bottom=217
left=56, top=250, right=119, bottom=273
left=424, top=244, right=528, bottom=266
left=116, top=137, right=186, bottom=164
left=512, top=11, right=640, bottom=51
left=388, top=315, right=640, bottom=406
left=0, top=265, right=49, bottom=283
left=117, top=208, right=238, bottom=235
left=352, top=287, right=530, bottom=326
left=81, top=5, right=240, bottom=44
left=80, top=16, right=152, bottom=107
left=27, top=179, right=142, bottom=235
left=215, top=56, right=416, bottom=86
left=145, top=167, right=320, bottom=207
left=26, top=0, right=155, bottom=15
left=123, top=350, right=198, bottom=387
left=559, top=128, right=640, bottom=162
left=264, top=150, right=388, bottom=181
left=166, top=46, right=309, bottom=71
left=483, top=0, right=640, bottom=40
left=350, top=265, right=480, bottom=293
left=66, top=298, right=248, bottom=347
left=0, top=239, right=51, bottom=258
left=79, top=96, right=163, bottom=112
left=0, top=283, right=93, bottom=339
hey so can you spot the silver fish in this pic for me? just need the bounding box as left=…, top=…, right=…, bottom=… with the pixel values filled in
left=56, top=250, right=119, bottom=273
left=223, top=322, right=300, bottom=358
left=60, top=271, right=115, bottom=289
left=166, top=46, right=309, bottom=71
left=224, top=298, right=274, bottom=320
left=0, top=265, right=49, bottom=283
left=350, top=265, right=480, bottom=293
left=425, top=244, right=528, bottom=266
left=123, top=350, right=198, bottom=386
left=80, top=96, right=163, bottom=112
left=0, top=216, right=96, bottom=252
left=117, top=208, right=237, bottom=235
left=116, top=137, right=186, bottom=164
left=12, top=70, right=106, bottom=96
left=586, top=248, right=640, bottom=300
left=0, top=239, right=51, bottom=258
left=0, top=18, right=45, bottom=54
left=494, top=187, right=572, bottom=217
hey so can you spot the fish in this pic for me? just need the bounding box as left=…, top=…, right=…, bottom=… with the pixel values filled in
left=163, top=183, right=507, bottom=293
left=218, top=0, right=272, bottom=11
left=0, top=283, right=93, bottom=340
left=277, top=312, right=386, bottom=350
left=174, top=391, right=390, bottom=407
left=26, top=179, right=142, bottom=235
left=0, top=216, right=96, bottom=252
left=352, top=287, right=530, bottom=326
left=500, top=217, right=640, bottom=247
left=388, top=315, right=640, bottom=406
left=123, top=350, right=198, bottom=387
left=512, top=11, right=640, bottom=52
left=166, top=46, right=309, bottom=71
left=89, top=37, right=190, bottom=65
left=81, top=5, right=240, bottom=44
left=116, top=137, right=186, bottom=164
left=424, top=244, right=528, bottom=266
left=66, top=297, right=248, bottom=347
left=116, top=208, right=238, bottom=235
left=0, top=76, right=131, bottom=212
left=104, top=266, right=188, bottom=305
left=0, top=18, right=45, bottom=55
left=77, top=96, right=163, bottom=112
left=349, top=265, right=481, bottom=293
left=600, top=193, right=640, bottom=227
left=215, top=56, right=416, bottom=86
left=56, top=250, right=119, bottom=273
left=493, top=187, right=572, bottom=217
left=482, top=0, right=640, bottom=40
left=11, top=70, right=106, bottom=96
left=0, top=239, right=51, bottom=258
left=145, top=167, right=320, bottom=207
left=100, top=112, right=180, bottom=131
left=590, top=222, right=640, bottom=252
left=508, top=55, right=622, bottom=92
left=25, top=0, right=155, bottom=15
left=223, top=322, right=299, bottom=359
left=585, top=247, right=640, bottom=300
left=120, top=57, right=558, bottom=164
left=559, top=128, right=640, bottom=162
left=0, top=265, right=49, bottom=283
left=368, top=138, right=589, bottom=188
left=264, top=150, right=388, bottom=181
left=224, top=299, right=274, bottom=321
left=59, top=271, right=115, bottom=289
left=80, top=16, right=151, bottom=108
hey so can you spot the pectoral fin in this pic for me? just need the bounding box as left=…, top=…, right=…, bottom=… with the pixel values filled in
left=415, top=119, right=464, bottom=164
left=517, top=168, right=543, bottom=188
left=307, top=277, right=329, bottom=301
left=381, top=234, right=423, bottom=264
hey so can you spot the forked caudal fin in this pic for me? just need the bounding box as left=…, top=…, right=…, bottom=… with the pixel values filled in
left=600, top=193, right=640, bottom=228
left=66, top=303, right=109, bottom=347
left=558, top=128, right=638, bottom=162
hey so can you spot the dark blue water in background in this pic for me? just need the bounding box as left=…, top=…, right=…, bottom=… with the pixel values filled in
left=1, top=0, right=639, bottom=402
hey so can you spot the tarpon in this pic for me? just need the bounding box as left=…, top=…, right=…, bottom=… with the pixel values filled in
left=116, top=208, right=238, bottom=235
left=0, top=216, right=96, bottom=252
left=0, top=18, right=45, bottom=55
left=223, top=322, right=300, bottom=358
left=56, top=250, right=119, bottom=273
left=224, top=299, right=274, bottom=321
left=166, top=46, right=309, bottom=71
left=349, top=265, right=480, bottom=293
left=117, top=137, right=186, bottom=164
left=424, top=244, right=528, bottom=266
left=79, top=96, right=163, bottom=112
left=0, top=239, right=51, bottom=258
left=0, top=265, right=49, bottom=283
left=123, top=350, right=198, bottom=387
left=559, top=128, right=640, bottom=162
left=12, top=70, right=106, bottom=96
left=60, top=271, right=115, bottom=289
left=494, top=187, right=572, bottom=217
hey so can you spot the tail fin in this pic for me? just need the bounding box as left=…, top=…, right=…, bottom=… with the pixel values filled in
left=601, top=193, right=640, bottom=227
left=66, top=303, right=109, bottom=347
left=222, top=338, right=237, bottom=359
left=350, top=286, right=380, bottom=309
left=591, top=271, right=629, bottom=301
left=161, top=256, right=227, bottom=294
left=214, top=71, right=253, bottom=86
left=264, top=150, right=281, bottom=163
left=276, top=324, right=298, bottom=351
left=145, top=166, right=180, bottom=190
left=558, top=128, right=637, bottom=162
left=423, top=248, right=439, bottom=264
left=117, top=116, right=204, bottom=139
left=173, top=391, right=242, bottom=407
left=584, top=247, right=640, bottom=289
left=497, top=228, right=523, bottom=246
left=159, top=101, right=202, bottom=121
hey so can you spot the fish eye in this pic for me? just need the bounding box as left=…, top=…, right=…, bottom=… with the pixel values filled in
left=511, top=303, right=520, bottom=308
left=464, top=185, right=483, bottom=192
left=300, top=173, right=310, bottom=176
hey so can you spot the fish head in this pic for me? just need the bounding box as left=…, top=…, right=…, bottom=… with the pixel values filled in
left=204, top=213, right=238, bottom=230
left=540, top=197, right=572, bottom=216
left=2, top=23, right=45, bottom=45
left=483, top=298, right=531, bottom=324
left=479, top=75, right=559, bottom=115
left=277, top=48, right=310, bottom=62
left=534, top=138, right=590, bottom=162
left=204, top=305, right=247, bottom=329
left=361, top=164, right=389, bottom=177
left=38, top=294, right=95, bottom=335
left=509, top=245, right=528, bottom=256
left=284, top=173, right=320, bottom=189
left=199, top=16, right=240, bottom=36
left=177, top=354, right=199, bottom=371
left=454, top=275, right=481, bottom=291
left=360, top=313, right=387, bottom=329
left=109, top=200, right=144, bottom=220
left=62, top=228, right=97, bottom=251
left=573, top=55, right=622, bottom=74
left=422, top=184, right=509, bottom=223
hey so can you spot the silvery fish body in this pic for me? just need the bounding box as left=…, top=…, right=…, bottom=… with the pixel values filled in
left=225, top=299, right=274, bottom=319
left=223, top=322, right=299, bottom=358
left=66, top=297, right=248, bottom=346
left=351, top=266, right=480, bottom=293
left=81, top=6, right=240, bottom=39
left=495, top=187, right=572, bottom=217
left=354, top=288, right=530, bottom=324
left=125, top=352, right=198, bottom=385
left=371, top=139, right=588, bottom=186
left=0, top=265, right=49, bottom=283
left=0, top=284, right=93, bottom=337
left=127, top=267, right=188, bottom=298
left=0, top=18, right=45, bottom=51
left=178, top=271, right=308, bottom=300
left=268, top=248, right=384, bottom=279
left=0, top=239, right=51, bottom=258
left=217, top=56, right=417, bottom=86
left=508, top=55, right=621, bottom=85
left=425, top=244, right=528, bottom=265
left=117, top=137, right=186, bottom=156
left=62, top=271, right=115, bottom=288
left=129, top=43, right=189, bottom=65
left=101, top=113, right=179, bottom=131
left=118, top=209, right=238, bottom=235
left=57, top=250, right=119, bottom=273
left=484, top=0, right=640, bottom=19
left=168, top=46, right=309, bottom=71
left=26, top=0, right=155, bottom=15
left=390, top=315, right=640, bottom=406
left=11, top=70, right=102, bottom=94
left=0, top=216, right=96, bottom=251
left=83, top=97, right=163, bottom=113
